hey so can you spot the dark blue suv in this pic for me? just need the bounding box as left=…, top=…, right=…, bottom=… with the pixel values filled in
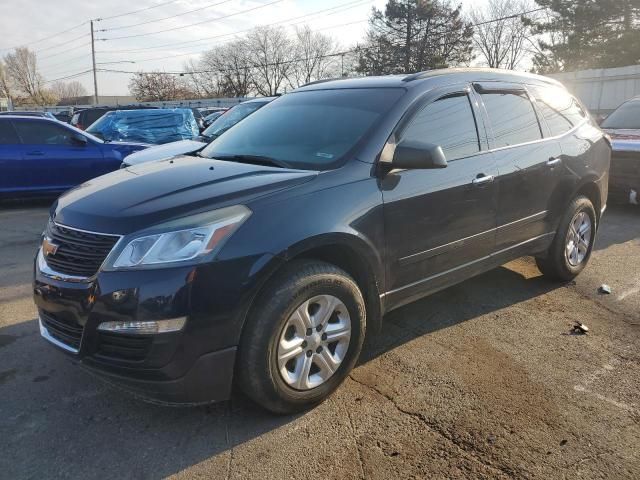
left=33, top=69, right=610, bottom=413
left=0, top=116, right=147, bottom=197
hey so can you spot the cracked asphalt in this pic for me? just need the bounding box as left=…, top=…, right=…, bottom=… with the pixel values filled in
left=1, top=201, right=639, bottom=479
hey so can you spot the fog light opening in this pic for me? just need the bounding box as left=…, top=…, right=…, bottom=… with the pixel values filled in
left=97, top=317, right=187, bottom=335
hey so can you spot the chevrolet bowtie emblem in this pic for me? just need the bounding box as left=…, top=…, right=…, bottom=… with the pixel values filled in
left=42, top=237, right=60, bottom=256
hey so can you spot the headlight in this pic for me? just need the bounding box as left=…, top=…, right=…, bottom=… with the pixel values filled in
left=107, top=205, right=250, bottom=270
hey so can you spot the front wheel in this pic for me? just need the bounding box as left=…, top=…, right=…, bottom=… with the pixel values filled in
left=535, top=196, right=597, bottom=281
left=237, top=260, right=366, bottom=414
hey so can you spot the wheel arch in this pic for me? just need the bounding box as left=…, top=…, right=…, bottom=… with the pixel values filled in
left=574, top=180, right=602, bottom=225
left=239, top=233, right=385, bottom=345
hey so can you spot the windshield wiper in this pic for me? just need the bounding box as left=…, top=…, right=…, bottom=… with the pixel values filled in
left=213, top=154, right=291, bottom=169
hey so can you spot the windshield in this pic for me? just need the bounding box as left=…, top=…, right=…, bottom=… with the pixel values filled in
left=602, top=100, right=640, bottom=129
left=201, top=88, right=404, bottom=170
left=202, top=101, right=266, bottom=138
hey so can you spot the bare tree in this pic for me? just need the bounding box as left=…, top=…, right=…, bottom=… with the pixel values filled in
left=471, top=0, right=533, bottom=70
left=202, top=40, right=253, bottom=97
left=128, top=71, right=192, bottom=101
left=246, top=26, right=295, bottom=96
left=287, top=25, right=340, bottom=88
left=50, top=80, right=87, bottom=101
left=0, top=61, right=13, bottom=101
left=183, top=58, right=220, bottom=98
left=3, top=47, right=47, bottom=103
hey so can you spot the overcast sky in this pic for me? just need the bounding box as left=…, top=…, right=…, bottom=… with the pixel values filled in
left=0, top=0, right=489, bottom=97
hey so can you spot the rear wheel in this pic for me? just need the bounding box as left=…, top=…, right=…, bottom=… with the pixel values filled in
left=535, top=196, right=597, bottom=281
left=237, top=260, right=366, bottom=414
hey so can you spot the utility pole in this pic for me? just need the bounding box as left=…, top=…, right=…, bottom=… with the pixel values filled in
left=90, top=20, right=99, bottom=105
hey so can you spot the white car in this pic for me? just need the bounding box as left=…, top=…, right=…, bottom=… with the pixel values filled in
left=121, top=97, right=275, bottom=167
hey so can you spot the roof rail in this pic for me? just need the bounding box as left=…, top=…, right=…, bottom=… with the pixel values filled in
left=402, top=71, right=432, bottom=82
left=300, top=77, right=347, bottom=87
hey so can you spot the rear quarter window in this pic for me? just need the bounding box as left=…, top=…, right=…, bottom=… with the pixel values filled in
left=531, top=86, right=587, bottom=135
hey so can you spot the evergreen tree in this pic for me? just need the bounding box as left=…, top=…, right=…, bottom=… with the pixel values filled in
left=356, top=0, right=473, bottom=75
left=528, top=0, right=640, bottom=72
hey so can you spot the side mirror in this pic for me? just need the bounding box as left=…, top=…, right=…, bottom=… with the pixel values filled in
left=392, top=140, right=447, bottom=169
left=71, top=133, right=88, bottom=146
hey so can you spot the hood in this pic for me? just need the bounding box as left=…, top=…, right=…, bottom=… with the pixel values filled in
left=603, top=128, right=640, bottom=152
left=123, top=139, right=207, bottom=166
left=52, top=156, right=317, bottom=234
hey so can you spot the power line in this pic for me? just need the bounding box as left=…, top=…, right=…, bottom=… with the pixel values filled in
left=0, top=21, right=88, bottom=52
left=98, top=0, right=286, bottom=41
left=38, top=42, right=92, bottom=62
left=33, top=32, right=90, bottom=54
left=96, top=0, right=373, bottom=54
left=97, top=6, right=551, bottom=78
left=42, top=69, right=94, bottom=85
left=40, top=53, right=92, bottom=73
left=0, top=1, right=183, bottom=52
left=98, top=17, right=370, bottom=65
left=96, top=0, right=182, bottom=22
left=99, top=0, right=236, bottom=32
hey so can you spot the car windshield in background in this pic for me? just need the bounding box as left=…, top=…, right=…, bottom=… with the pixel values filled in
left=202, top=102, right=265, bottom=139
left=201, top=88, right=404, bottom=170
left=601, top=100, right=640, bottom=129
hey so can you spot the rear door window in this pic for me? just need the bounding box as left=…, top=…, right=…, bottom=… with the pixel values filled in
left=531, top=86, right=587, bottom=135
left=401, top=93, right=480, bottom=161
left=480, top=91, right=542, bottom=148
left=13, top=120, right=74, bottom=145
left=0, top=120, right=21, bottom=144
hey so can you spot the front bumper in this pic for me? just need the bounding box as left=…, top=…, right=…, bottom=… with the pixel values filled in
left=33, top=250, right=240, bottom=404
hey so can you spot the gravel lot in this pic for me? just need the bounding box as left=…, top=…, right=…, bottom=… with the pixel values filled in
left=1, top=201, right=639, bottom=479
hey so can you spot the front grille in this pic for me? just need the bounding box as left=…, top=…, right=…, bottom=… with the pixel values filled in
left=96, top=332, right=152, bottom=361
left=41, top=310, right=83, bottom=350
left=44, top=221, right=120, bottom=277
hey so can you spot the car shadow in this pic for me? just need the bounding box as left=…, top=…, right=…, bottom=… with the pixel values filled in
left=0, top=258, right=562, bottom=478
left=360, top=260, right=559, bottom=364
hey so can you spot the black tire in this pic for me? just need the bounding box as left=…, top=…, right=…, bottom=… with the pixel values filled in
left=535, top=196, right=597, bottom=281
left=236, top=259, right=366, bottom=414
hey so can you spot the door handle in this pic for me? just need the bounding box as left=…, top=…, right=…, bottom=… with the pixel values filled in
left=547, top=157, right=562, bottom=167
left=472, top=174, right=495, bottom=186
left=26, top=150, right=44, bottom=156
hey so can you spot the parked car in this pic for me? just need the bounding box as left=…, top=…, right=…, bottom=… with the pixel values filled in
left=70, top=105, right=157, bottom=130
left=34, top=69, right=609, bottom=413
left=70, top=107, right=114, bottom=130
left=600, top=96, right=640, bottom=204
left=189, top=107, right=205, bottom=131
left=0, top=111, right=56, bottom=120
left=198, top=107, right=227, bottom=117
left=86, top=108, right=200, bottom=145
left=0, top=116, right=148, bottom=197
left=53, top=110, right=72, bottom=123
left=121, top=98, right=274, bottom=167
left=202, top=109, right=225, bottom=127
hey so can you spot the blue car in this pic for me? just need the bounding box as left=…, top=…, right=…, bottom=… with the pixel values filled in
left=0, top=115, right=148, bottom=197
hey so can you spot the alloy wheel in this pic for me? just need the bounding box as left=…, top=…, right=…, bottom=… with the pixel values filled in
left=276, top=294, right=351, bottom=391
left=565, top=211, right=592, bottom=267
